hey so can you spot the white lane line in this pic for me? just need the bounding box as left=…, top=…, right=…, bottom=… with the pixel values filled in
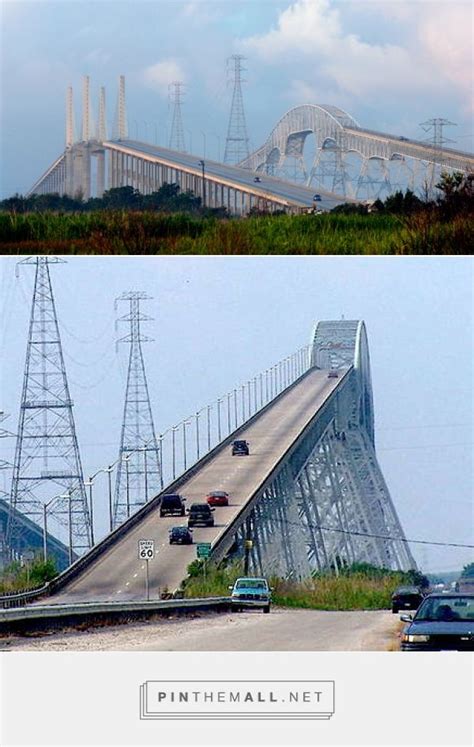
left=125, top=582, right=130, bottom=586
left=116, top=590, right=122, bottom=594
left=133, top=573, right=138, bottom=578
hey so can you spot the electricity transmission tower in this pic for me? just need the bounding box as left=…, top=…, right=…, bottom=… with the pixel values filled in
left=419, top=117, right=457, bottom=191
left=224, top=55, right=249, bottom=164
left=7, top=257, right=92, bottom=561
left=113, top=292, right=161, bottom=528
left=168, top=81, right=186, bottom=152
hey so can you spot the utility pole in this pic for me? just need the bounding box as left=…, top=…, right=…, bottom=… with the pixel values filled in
left=7, top=257, right=91, bottom=563
left=168, top=81, right=186, bottom=152
left=224, top=55, right=249, bottom=165
left=113, top=292, right=161, bottom=528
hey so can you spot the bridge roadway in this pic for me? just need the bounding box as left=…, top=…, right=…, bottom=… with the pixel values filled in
left=104, top=139, right=355, bottom=211
left=49, top=368, right=344, bottom=604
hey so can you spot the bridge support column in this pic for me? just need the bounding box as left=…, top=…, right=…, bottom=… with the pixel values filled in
left=96, top=152, right=105, bottom=197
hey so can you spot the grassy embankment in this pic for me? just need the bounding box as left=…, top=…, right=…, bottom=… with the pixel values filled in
left=0, top=559, right=58, bottom=594
left=182, top=561, right=413, bottom=610
left=1, top=209, right=471, bottom=254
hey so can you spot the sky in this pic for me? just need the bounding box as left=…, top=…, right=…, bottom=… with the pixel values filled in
left=1, top=0, right=473, bottom=198
left=1, top=255, right=472, bottom=574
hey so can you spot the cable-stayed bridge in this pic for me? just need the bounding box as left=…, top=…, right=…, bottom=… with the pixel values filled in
left=45, top=319, right=416, bottom=604
left=25, top=76, right=474, bottom=210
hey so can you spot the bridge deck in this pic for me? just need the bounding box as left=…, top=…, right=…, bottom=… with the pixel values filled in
left=49, top=369, right=345, bottom=603
left=105, top=139, right=355, bottom=210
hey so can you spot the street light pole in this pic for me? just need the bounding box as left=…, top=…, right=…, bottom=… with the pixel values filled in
left=143, top=447, right=148, bottom=502
left=107, top=465, right=114, bottom=532
left=67, top=491, right=73, bottom=566
left=86, top=477, right=95, bottom=546
left=207, top=405, right=211, bottom=451
left=195, top=412, right=200, bottom=460
left=217, top=398, right=222, bottom=441
left=172, top=427, right=178, bottom=479
left=125, top=456, right=130, bottom=517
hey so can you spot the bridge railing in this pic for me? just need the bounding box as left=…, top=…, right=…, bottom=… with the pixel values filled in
left=0, top=584, right=49, bottom=609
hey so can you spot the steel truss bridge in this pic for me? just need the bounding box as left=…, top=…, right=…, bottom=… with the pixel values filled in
left=47, top=320, right=415, bottom=604
left=239, top=105, right=474, bottom=199
left=26, top=77, right=473, bottom=209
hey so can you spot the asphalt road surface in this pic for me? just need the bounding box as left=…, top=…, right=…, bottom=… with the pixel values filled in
left=0, top=608, right=399, bottom=651
left=106, top=140, right=354, bottom=211
left=49, top=369, right=345, bottom=603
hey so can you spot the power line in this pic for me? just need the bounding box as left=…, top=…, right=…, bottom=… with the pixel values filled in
left=283, top=517, right=474, bottom=550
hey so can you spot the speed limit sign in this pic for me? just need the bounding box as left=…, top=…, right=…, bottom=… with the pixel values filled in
left=138, top=539, right=155, bottom=560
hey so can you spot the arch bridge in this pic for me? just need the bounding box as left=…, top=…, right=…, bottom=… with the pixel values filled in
left=239, top=104, right=474, bottom=199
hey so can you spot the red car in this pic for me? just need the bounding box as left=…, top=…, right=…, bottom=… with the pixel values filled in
left=206, top=491, right=230, bottom=507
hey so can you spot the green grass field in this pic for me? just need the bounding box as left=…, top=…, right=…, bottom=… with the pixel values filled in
left=183, top=561, right=410, bottom=610
left=1, top=209, right=471, bottom=254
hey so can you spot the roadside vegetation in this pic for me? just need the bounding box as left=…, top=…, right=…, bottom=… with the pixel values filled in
left=183, top=559, right=429, bottom=611
left=0, top=558, right=58, bottom=594
left=0, top=173, right=472, bottom=254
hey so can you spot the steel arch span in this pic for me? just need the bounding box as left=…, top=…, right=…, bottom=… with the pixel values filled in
left=239, top=104, right=359, bottom=173
left=224, top=320, right=416, bottom=579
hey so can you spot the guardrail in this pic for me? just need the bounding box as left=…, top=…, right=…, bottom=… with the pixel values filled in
left=0, top=585, right=49, bottom=609
left=0, top=596, right=232, bottom=635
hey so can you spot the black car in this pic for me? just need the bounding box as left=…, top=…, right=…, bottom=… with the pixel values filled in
left=160, top=494, right=186, bottom=517
left=232, top=439, right=249, bottom=456
left=400, top=593, right=474, bottom=651
left=187, top=503, right=215, bottom=527
left=169, top=526, right=193, bottom=545
left=391, top=585, right=425, bottom=613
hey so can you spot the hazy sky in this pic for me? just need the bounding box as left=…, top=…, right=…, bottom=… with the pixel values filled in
left=1, top=0, right=473, bottom=197
left=1, top=255, right=472, bottom=574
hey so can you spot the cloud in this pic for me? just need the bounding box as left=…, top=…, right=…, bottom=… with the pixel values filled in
left=141, top=60, right=186, bottom=96
left=242, top=0, right=472, bottom=106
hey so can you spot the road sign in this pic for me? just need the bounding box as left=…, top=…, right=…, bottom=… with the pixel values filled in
left=138, top=539, right=155, bottom=560
left=196, top=542, right=212, bottom=559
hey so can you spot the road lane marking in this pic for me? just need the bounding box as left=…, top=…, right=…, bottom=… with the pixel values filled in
left=133, top=573, right=138, bottom=578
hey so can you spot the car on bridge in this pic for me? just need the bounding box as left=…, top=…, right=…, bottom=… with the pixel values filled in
left=206, top=490, right=230, bottom=507
left=187, top=503, right=215, bottom=527
left=229, top=577, right=272, bottom=613
left=313, top=193, right=322, bottom=202
left=169, top=526, right=193, bottom=545
left=400, top=593, right=474, bottom=651
left=253, top=176, right=262, bottom=183
left=160, top=494, right=186, bottom=517
left=391, top=585, right=425, bottom=613
left=327, top=370, right=338, bottom=378
left=232, top=439, right=249, bottom=456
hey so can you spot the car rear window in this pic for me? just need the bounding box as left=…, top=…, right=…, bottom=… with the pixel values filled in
left=191, top=504, right=210, bottom=511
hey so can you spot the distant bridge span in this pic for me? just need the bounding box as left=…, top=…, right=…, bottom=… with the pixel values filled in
left=239, top=104, right=474, bottom=176
left=45, top=320, right=416, bottom=604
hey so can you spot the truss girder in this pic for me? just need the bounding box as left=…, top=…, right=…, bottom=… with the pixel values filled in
left=222, top=320, right=415, bottom=579
left=239, top=105, right=474, bottom=175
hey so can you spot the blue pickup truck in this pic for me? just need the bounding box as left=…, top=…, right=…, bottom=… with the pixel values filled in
left=229, top=577, right=272, bottom=613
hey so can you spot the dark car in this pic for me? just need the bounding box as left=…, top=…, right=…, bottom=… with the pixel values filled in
left=169, top=526, right=193, bottom=545
left=327, top=370, right=338, bottom=378
left=253, top=176, right=262, bottom=183
left=232, top=439, right=249, bottom=456
left=400, top=593, right=474, bottom=651
left=313, top=193, right=322, bottom=202
left=391, top=585, right=425, bottom=613
left=206, top=490, right=230, bottom=507
left=160, top=493, right=186, bottom=518
left=187, top=502, right=215, bottom=527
